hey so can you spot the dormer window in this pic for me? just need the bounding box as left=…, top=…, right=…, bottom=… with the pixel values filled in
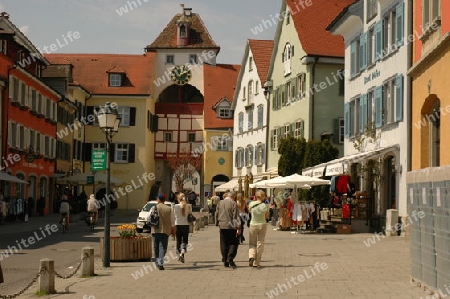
left=218, top=108, right=231, bottom=118
left=109, top=73, right=122, bottom=87
left=180, top=24, right=187, bottom=38
left=213, top=97, right=232, bottom=119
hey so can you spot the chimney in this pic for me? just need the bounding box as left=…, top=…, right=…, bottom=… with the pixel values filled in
left=0, top=12, right=10, bottom=19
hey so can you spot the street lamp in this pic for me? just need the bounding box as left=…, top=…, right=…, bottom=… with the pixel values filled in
left=96, top=102, right=120, bottom=268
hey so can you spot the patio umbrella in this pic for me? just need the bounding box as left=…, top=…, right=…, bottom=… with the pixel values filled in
left=0, top=172, right=28, bottom=184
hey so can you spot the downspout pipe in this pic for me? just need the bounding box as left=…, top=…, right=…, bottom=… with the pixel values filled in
left=310, top=56, right=318, bottom=140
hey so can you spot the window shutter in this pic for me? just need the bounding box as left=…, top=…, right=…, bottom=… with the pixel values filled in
left=375, top=21, right=383, bottom=61
left=261, top=144, right=266, bottom=164
left=249, top=147, right=254, bottom=166
left=235, top=150, right=238, bottom=167
left=241, top=149, right=245, bottom=167
left=374, top=86, right=383, bottom=128
left=291, top=45, right=294, bottom=57
left=344, top=103, right=350, bottom=137
left=362, top=93, right=368, bottom=131
left=291, top=77, right=297, bottom=101
left=350, top=42, right=356, bottom=76
left=395, top=75, right=404, bottom=122
left=7, top=121, right=12, bottom=146
left=396, top=2, right=404, bottom=46
left=52, top=138, right=57, bottom=158
left=128, top=143, right=135, bottom=163
left=16, top=124, right=20, bottom=148
left=25, top=85, right=30, bottom=107
left=109, top=143, right=115, bottom=162
left=129, top=107, right=136, bottom=126
left=24, top=127, right=30, bottom=149
left=282, top=84, right=287, bottom=106
left=151, top=114, right=159, bottom=132
left=84, top=143, right=92, bottom=162
left=8, top=77, right=14, bottom=100
left=270, top=130, right=274, bottom=150
left=272, top=88, right=277, bottom=111
left=360, top=33, right=367, bottom=70
left=86, top=106, right=94, bottom=125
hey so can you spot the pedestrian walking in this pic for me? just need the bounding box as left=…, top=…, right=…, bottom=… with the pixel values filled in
left=210, top=192, right=220, bottom=223
left=248, top=189, right=269, bottom=269
left=151, top=194, right=175, bottom=270
left=215, top=191, right=240, bottom=268
left=235, top=192, right=248, bottom=244
left=173, top=193, right=191, bottom=263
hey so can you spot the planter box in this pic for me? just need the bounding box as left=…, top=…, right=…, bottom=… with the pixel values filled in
left=100, top=237, right=152, bottom=261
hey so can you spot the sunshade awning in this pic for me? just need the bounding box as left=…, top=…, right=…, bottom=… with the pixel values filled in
left=0, top=172, right=28, bottom=184
left=215, top=179, right=240, bottom=192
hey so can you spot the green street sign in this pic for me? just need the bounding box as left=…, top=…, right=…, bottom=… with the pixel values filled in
left=91, top=150, right=107, bottom=171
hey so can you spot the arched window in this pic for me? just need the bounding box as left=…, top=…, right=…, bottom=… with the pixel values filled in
left=283, top=43, right=292, bottom=75
left=180, top=24, right=187, bottom=38
left=16, top=173, right=26, bottom=199
left=430, top=101, right=440, bottom=167
left=40, top=177, right=48, bottom=199
left=246, top=145, right=254, bottom=167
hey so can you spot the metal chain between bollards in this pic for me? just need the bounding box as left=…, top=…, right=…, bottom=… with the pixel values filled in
left=0, top=266, right=47, bottom=299
left=54, top=253, right=88, bottom=279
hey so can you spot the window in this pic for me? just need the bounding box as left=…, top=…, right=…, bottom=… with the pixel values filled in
left=189, top=55, right=197, bottom=64
left=353, top=97, right=360, bottom=135
left=242, top=87, right=246, bottom=100
left=255, top=81, right=259, bottom=94
left=93, top=143, right=106, bottom=150
left=36, top=132, right=41, bottom=153
left=218, top=108, right=231, bottom=118
left=216, top=137, right=229, bottom=151
left=44, top=135, right=50, bottom=157
left=286, top=10, right=291, bottom=25
left=188, top=132, right=196, bottom=142
left=109, top=74, right=122, bottom=87
left=9, top=76, right=19, bottom=102
left=16, top=173, right=25, bottom=199
left=339, top=118, right=345, bottom=143
left=0, top=39, right=7, bottom=54
left=166, top=55, right=174, bottom=64
left=283, top=124, right=290, bottom=139
left=245, top=145, right=254, bottom=167
left=247, top=108, right=254, bottom=131
left=180, top=25, right=187, bottom=38
left=423, top=0, right=440, bottom=30
left=117, top=106, right=130, bottom=126
left=248, top=81, right=253, bottom=104
left=46, top=98, right=51, bottom=118
left=367, top=89, right=374, bottom=125
left=238, top=113, right=244, bottom=133
left=338, top=70, right=345, bottom=96
left=257, top=105, right=263, bottom=128
left=271, top=128, right=279, bottom=150
left=367, top=0, right=377, bottom=22
left=297, top=73, right=305, bottom=99
left=282, top=43, right=292, bottom=75
left=115, top=143, right=129, bottom=163
left=293, top=120, right=304, bottom=139
left=255, top=143, right=265, bottom=165
left=235, top=147, right=245, bottom=168
left=383, top=79, right=394, bottom=125
left=19, top=125, right=25, bottom=149
left=10, top=122, right=17, bottom=147
left=31, top=89, right=37, bottom=111
left=37, top=93, right=43, bottom=114
left=30, top=130, right=35, bottom=151
left=249, top=57, right=253, bottom=71
left=164, top=132, right=172, bottom=142
left=20, top=83, right=27, bottom=106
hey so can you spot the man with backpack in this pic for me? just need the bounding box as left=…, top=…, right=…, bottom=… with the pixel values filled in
left=150, top=194, right=175, bottom=270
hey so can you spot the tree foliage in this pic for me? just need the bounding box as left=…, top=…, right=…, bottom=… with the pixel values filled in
left=278, top=138, right=339, bottom=206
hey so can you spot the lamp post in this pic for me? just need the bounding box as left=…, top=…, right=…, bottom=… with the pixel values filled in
left=96, top=102, right=120, bottom=268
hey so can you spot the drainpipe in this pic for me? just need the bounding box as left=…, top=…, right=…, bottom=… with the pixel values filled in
left=263, top=84, right=271, bottom=173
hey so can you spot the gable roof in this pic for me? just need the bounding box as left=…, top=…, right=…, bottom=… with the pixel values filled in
left=45, top=53, right=156, bottom=96
left=203, top=63, right=240, bottom=129
left=287, top=0, right=354, bottom=57
left=248, top=39, right=274, bottom=86
left=146, top=13, right=220, bottom=51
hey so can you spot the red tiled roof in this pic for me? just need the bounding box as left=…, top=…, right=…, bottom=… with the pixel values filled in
left=287, top=0, right=354, bottom=57
left=45, top=53, right=156, bottom=95
left=203, top=63, right=240, bottom=129
left=248, top=39, right=274, bottom=85
left=147, top=13, right=220, bottom=50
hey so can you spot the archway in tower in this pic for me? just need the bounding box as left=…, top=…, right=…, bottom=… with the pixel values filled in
left=158, top=84, right=204, bottom=103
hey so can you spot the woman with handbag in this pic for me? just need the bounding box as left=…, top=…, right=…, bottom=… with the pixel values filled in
left=173, top=193, right=192, bottom=263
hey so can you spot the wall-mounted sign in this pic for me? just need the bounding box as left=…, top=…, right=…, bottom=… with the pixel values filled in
left=91, top=150, right=107, bottom=171
left=364, top=69, right=381, bottom=84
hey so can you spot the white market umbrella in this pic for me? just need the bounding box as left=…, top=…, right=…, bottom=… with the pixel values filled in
left=284, top=173, right=330, bottom=187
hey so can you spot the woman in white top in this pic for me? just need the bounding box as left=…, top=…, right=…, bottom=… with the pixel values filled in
left=173, top=193, right=191, bottom=263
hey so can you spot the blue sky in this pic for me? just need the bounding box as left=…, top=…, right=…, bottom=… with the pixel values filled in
left=0, top=0, right=279, bottom=64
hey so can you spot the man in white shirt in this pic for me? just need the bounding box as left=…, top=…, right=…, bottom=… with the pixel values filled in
left=87, top=194, right=99, bottom=224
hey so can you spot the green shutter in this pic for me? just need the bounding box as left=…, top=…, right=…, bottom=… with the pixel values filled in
left=395, top=75, right=404, bottom=122
left=351, top=42, right=356, bottom=76
left=375, top=21, right=383, bottom=61
left=375, top=86, right=383, bottom=128
left=344, top=103, right=350, bottom=137
left=359, top=33, right=367, bottom=70
left=359, top=96, right=364, bottom=133
left=396, top=2, right=404, bottom=46
left=361, top=94, right=368, bottom=132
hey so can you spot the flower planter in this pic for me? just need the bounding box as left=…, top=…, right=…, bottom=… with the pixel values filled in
left=99, top=236, right=152, bottom=262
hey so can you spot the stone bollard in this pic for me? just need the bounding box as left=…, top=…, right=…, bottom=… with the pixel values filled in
left=81, top=247, right=95, bottom=277
left=38, top=258, right=55, bottom=294
left=199, top=215, right=205, bottom=229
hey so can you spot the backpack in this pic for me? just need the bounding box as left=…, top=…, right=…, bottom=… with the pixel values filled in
left=147, top=205, right=159, bottom=228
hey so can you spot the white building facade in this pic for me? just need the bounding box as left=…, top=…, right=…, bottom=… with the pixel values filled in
left=328, top=0, right=411, bottom=226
